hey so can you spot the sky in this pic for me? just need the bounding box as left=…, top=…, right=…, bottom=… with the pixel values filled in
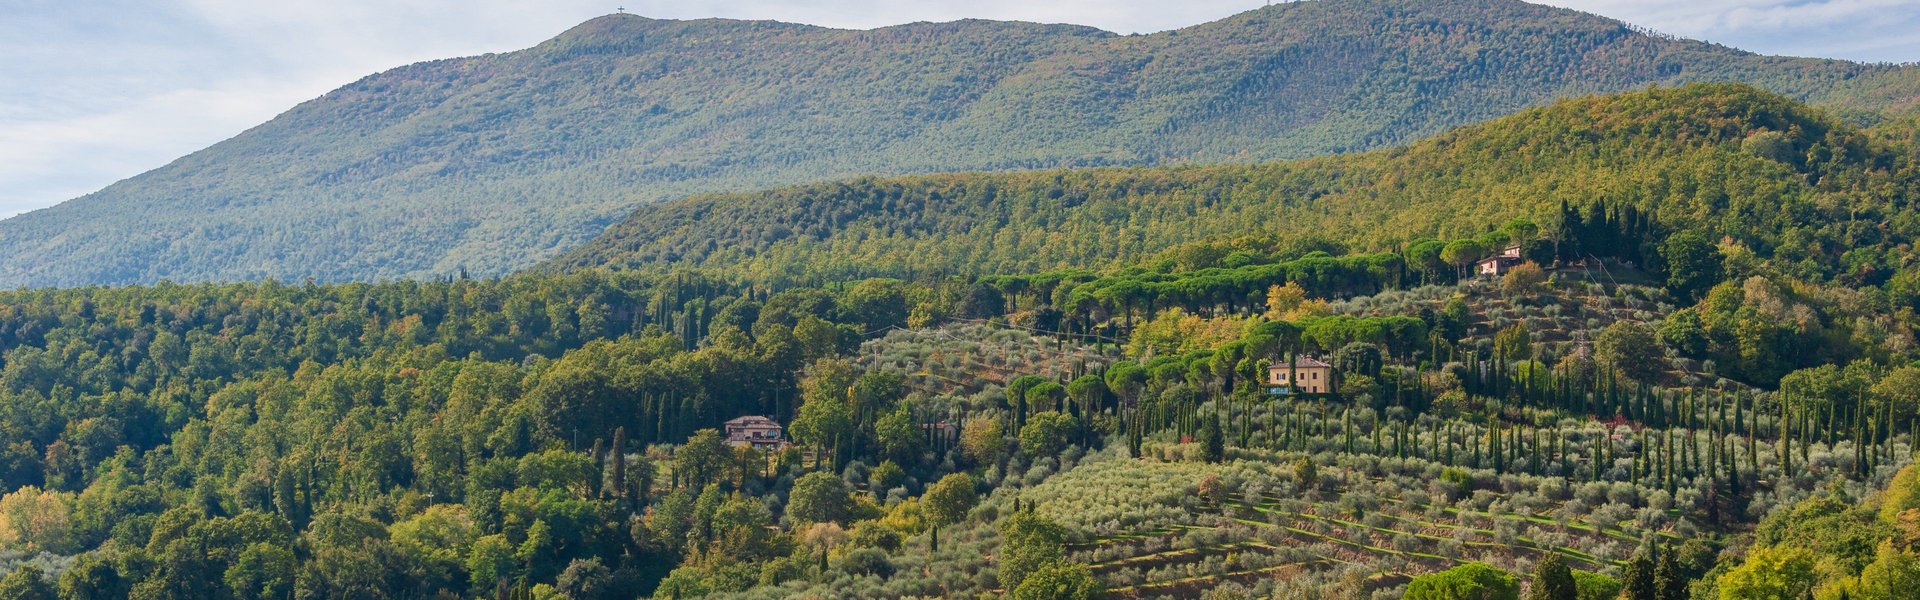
left=3, top=0, right=1918, bottom=218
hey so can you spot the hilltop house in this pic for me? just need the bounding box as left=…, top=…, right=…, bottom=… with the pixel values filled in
left=723, top=416, right=790, bottom=451
left=1477, top=245, right=1525, bottom=277
left=1267, top=356, right=1335, bottom=395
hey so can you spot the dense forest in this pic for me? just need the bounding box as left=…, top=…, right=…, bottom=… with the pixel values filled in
left=4, top=0, right=1920, bottom=288
left=554, top=84, right=1920, bottom=291
left=0, top=82, right=1916, bottom=599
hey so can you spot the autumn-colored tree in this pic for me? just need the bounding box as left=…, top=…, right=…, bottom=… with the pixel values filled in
left=1501, top=262, right=1548, bottom=297
left=959, top=416, right=1005, bottom=467
left=0, top=486, right=74, bottom=553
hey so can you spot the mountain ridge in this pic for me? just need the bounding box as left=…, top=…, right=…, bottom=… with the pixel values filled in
left=2, top=0, right=1916, bottom=287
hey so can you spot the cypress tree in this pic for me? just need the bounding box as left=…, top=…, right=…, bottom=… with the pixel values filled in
left=1799, top=409, right=1811, bottom=467
left=1857, top=408, right=1869, bottom=477
left=1589, top=428, right=1605, bottom=484
left=609, top=427, right=628, bottom=503
left=589, top=437, right=606, bottom=496
left=1653, top=550, right=1688, bottom=600
left=1201, top=416, right=1225, bottom=464
left=1726, top=433, right=1741, bottom=499
left=1780, top=399, right=1792, bottom=476
left=1526, top=553, right=1578, bottom=600
left=1344, top=409, right=1355, bottom=454
left=1622, top=547, right=1658, bottom=600
left=1473, top=424, right=1484, bottom=468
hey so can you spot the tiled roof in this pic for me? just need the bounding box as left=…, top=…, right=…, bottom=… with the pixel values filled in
left=1271, top=356, right=1331, bottom=368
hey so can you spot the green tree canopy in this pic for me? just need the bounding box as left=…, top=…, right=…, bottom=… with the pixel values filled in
left=1010, top=561, right=1101, bottom=600
left=1594, top=321, right=1663, bottom=382
left=786, top=472, right=853, bottom=525
left=1716, top=545, right=1816, bottom=600
left=997, top=511, right=1067, bottom=591
left=1405, top=562, right=1519, bottom=600
left=922, top=473, right=979, bottom=527
left=1018, top=412, right=1078, bottom=457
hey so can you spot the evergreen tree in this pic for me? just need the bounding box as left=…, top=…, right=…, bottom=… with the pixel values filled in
left=1526, top=554, right=1578, bottom=600
left=1201, top=416, right=1226, bottom=464
left=1653, top=550, right=1688, bottom=600
left=609, top=427, right=628, bottom=505
left=1623, top=547, right=1658, bottom=600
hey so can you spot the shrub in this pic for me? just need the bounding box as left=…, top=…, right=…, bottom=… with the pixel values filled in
left=837, top=547, right=894, bottom=577
left=1881, top=465, right=1920, bottom=522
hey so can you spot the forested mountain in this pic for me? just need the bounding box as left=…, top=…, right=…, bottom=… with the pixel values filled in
left=4, top=0, right=1919, bottom=288
left=554, top=83, right=1920, bottom=289
left=1, top=83, right=1920, bottom=597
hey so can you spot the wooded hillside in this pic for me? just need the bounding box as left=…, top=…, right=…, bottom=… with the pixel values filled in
left=555, top=83, right=1920, bottom=292
left=3, top=0, right=1916, bottom=287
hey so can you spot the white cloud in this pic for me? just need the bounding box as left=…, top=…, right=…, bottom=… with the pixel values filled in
left=0, top=72, right=355, bottom=216
left=2, top=0, right=1916, bottom=217
left=1542, top=0, right=1920, bottom=61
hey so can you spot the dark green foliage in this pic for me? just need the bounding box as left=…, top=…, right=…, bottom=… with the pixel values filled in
left=1676, top=277, right=1863, bottom=386
left=555, top=558, right=613, bottom=600
left=56, top=551, right=129, bottom=599
left=1065, top=375, right=1110, bottom=419
left=1025, top=382, right=1067, bottom=414
left=1653, top=551, right=1688, bottom=600
left=0, top=566, right=55, bottom=600
left=1527, top=554, right=1577, bottom=600
left=1200, top=416, right=1225, bottom=463
left=836, top=548, right=893, bottom=578
left=15, top=2, right=1917, bottom=288
left=1622, top=548, right=1658, bottom=600
left=1659, top=230, right=1724, bottom=302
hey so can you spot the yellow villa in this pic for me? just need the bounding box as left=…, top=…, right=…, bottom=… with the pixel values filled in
left=1267, top=356, right=1334, bottom=395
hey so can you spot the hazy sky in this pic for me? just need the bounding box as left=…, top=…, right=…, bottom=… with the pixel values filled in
left=4, top=0, right=1918, bottom=217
